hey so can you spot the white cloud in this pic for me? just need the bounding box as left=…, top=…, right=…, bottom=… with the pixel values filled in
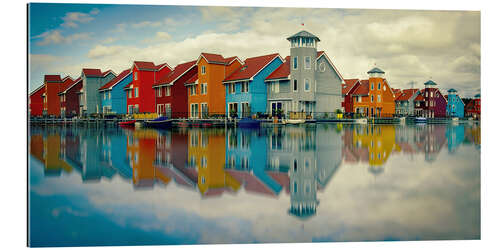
left=131, top=21, right=163, bottom=28
left=102, top=37, right=116, bottom=44
left=88, top=44, right=125, bottom=59
left=61, top=12, right=94, bottom=28
left=35, top=30, right=92, bottom=46
left=89, top=8, right=100, bottom=15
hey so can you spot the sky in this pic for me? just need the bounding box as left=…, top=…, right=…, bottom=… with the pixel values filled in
left=28, top=3, right=480, bottom=97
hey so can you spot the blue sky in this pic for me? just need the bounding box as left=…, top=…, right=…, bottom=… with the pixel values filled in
left=28, top=3, right=480, bottom=97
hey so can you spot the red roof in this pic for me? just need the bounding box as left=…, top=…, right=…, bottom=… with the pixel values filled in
left=58, top=77, right=74, bottom=93
left=99, top=69, right=131, bottom=91
left=317, top=51, right=325, bottom=58
left=223, top=56, right=238, bottom=64
left=395, top=89, right=419, bottom=101
left=154, top=60, right=197, bottom=86
left=44, top=75, right=62, bottom=82
left=59, top=77, right=82, bottom=94
left=226, top=170, right=277, bottom=197
left=82, top=69, right=103, bottom=77
left=266, top=56, right=290, bottom=80
left=223, top=53, right=281, bottom=82
left=185, top=72, right=198, bottom=84
left=342, top=79, right=359, bottom=95
left=351, top=80, right=370, bottom=96
left=134, top=61, right=157, bottom=70
left=414, top=94, right=425, bottom=101
left=200, top=53, right=226, bottom=64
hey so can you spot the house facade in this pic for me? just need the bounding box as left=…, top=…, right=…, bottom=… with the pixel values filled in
left=465, top=93, right=481, bottom=119
left=124, top=61, right=172, bottom=114
left=365, top=67, right=396, bottom=117
left=341, top=79, right=361, bottom=114
left=395, top=89, right=420, bottom=116
left=57, top=76, right=79, bottom=117
left=79, top=69, right=116, bottom=116
left=99, top=69, right=133, bottom=115
left=186, top=53, right=242, bottom=118
left=29, top=84, right=45, bottom=117
left=223, top=53, right=284, bottom=118
left=413, top=94, right=425, bottom=117
left=153, top=60, right=197, bottom=118
left=446, top=88, right=465, bottom=118
left=421, top=80, right=447, bottom=118
left=265, top=31, right=343, bottom=119
left=42, top=75, right=63, bottom=116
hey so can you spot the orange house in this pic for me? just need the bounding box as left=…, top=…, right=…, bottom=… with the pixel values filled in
left=186, top=53, right=242, bottom=118
left=42, top=75, right=63, bottom=116
left=351, top=67, right=396, bottom=117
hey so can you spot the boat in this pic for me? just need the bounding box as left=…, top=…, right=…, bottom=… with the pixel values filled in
left=119, top=120, right=136, bottom=127
left=237, top=118, right=261, bottom=128
left=415, top=117, right=427, bottom=123
left=398, top=117, right=406, bottom=124
left=282, top=119, right=306, bottom=125
left=354, top=118, right=368, bottom=124
left=144, top=117, right=173, bottom=129
left=451, top=117, right=459, bottom=122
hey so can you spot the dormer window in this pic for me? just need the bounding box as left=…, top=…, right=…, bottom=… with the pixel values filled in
left=201, top=66, right=206, bottom=75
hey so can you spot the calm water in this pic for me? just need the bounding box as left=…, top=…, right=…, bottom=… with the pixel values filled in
left=28, top=122, right=481, bottom=247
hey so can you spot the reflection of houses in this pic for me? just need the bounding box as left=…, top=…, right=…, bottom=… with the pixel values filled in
left=127, top=129, right=171, bottom=188
left=446, top=124, right=465, bottom=153
left=225, top=128, right=282, bottom=197
left=414, top=125, right=447, bottom=162
left=29, top=131, right=73, bottom=176
left=188, top=129, right=241, bottom=196
left=99, top=128, right=133, bottom=179
left=464, top=123, right=481, bottom=148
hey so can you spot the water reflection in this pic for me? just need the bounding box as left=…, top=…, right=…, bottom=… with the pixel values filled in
left=28, top=122, right=480, bottom=245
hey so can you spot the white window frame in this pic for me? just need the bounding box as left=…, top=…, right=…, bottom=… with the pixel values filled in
left=201, top=83, right=207, bottom=95
left=293, top=56, right=298, bottom=70
left=200, top=102, right=208, bottom=118
left=134, top=72, right=138, bottom=80
left=201, top=66, right=206, bottom=75
left=293, top=79, right=298, bottom=92
left=134, top=87, right=139, bottom=98
left=377, top=95, right=381, bottom=102
left=241, top=81, right=249, bottom=93
left=304, top=56, right=311, bottom=69
left=304, top=78, right=310, bottom=92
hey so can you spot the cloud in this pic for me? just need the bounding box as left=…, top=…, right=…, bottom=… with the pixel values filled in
left=61, top=11, right=95, bottom=28
left=102, top=37, right=116, bottom=44
left=35, top=30, right=92, bottom=46
left=131, top=21, right=163, bottom=28
left=89, top=8, right=100, bottom=15
left=88, top=44, right=125, bottom=59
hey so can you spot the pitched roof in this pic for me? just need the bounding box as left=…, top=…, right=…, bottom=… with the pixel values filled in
left=185, top=72, right=198, bottom=85
left=200, top=53, right=226, bottom=64
left=287, top=30, right=320, bottom=41
left=155, top=62, right=172, bottom=71
left=29, top=84, right=45, bottom=96
left=414, top=94, right=425, bottom=101
left=395, top=89, right=419, bottom=101
left=223, top=53, right=281, bottom=83
left=133, top=61, right=158, bottom=71
left=367, top=67, right=385, bottom=74
left=82, top=68, right=103, bottom=77
left=99, top=69, right=132, bottom=91
left=351, top=80, right=370, bottom=96
left=342, top=79, right=360, bottom=96
left=44, top=75, right=62, bottom=82
left=58, top=77, right=74, bottom=93
left=59, top=77, right=82, bottom=95
left=154, top=60, right=197, bottom=87
left=265, top=56, right=290, bottom=81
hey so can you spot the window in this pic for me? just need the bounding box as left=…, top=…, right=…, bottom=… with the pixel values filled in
left=371, top=95, right=374, bottom=102
left=293, top=182, right=298, bottom=193
left=134, top=104, right=139, bottom=113
left=190, top=85, right=196, bottom=96
left=377, top=95, right=381, bottom=102
left=358, top=96, right=362, bottom=103
left=241, top=102, right=250, bottom=117
left=166, top=86, right=171, bottom=96
left=128, top=89, right=132, bottom=98
left=272, top=81, right=279, bottom=93
left=156, top=88, right=162, bottom=97
left=241, top=81, right=249, bottom=93
left=319, top=62, right=326, bottom=72
left=134, top=72, right=138, bottom=80
left=378, top=83, right=381, bottom=90
left=304, top=78, right=310, bottom=92
left=293, top=159, right=298, bottom=172
left=431, top=92, right=434, bottom=98
left=201, top=66, right=206, bottom=75
left=201, top=176, right=206, bottom=184
left=371, top=83, right=374, bottom=90
left=304, top=56, right=311, bottom=69
left=293, top=79, right=298, bottom=92
left=191, top=103, right=199, bottom=118
left=134, top=87, right=139, bottom=98
left=293, top=56, right=298, bottom=70
left=201, top=103, right=208, bottom=118
left=228, top=83, right=236, bottom=94
left=201, top=83, right=207, bottom=95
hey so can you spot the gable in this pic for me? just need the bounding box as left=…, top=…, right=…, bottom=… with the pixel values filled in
left=316, top=53, right=343, bottom=81
left=316, top=55, right=342, bottom=82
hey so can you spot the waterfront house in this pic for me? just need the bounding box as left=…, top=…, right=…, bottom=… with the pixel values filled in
left=98, top=69, right=133, bottom=115
left=223, top=53, right=284, bottom=118
left=446, top=88, right=465, bottom=118
left=79, top=69, right=116, bottom=116
left=124, top=61, right=172, bottom=114
left=59, top=77, right=82, bottom=117
left=341, top=79, right=361, bottom=115
left=29, top=84, right=45, bottom=117
left=153, top=60, right=197, bottom=118
left=395, top=89, right=420, bottom=116
left=465, top=93, right=481, bottom=119
left=186, top=53, right=243, bottom=118
left=350, top=67, right=396, bottom=117
left=42, top=75, right=63, bottom=116
left=350, top=80, right=370, bottom=116
left=421, top=80, right=447, bottom=118
left=413, top=93, right=425, bottom=117
left=264, top=30, right=343, bottom=118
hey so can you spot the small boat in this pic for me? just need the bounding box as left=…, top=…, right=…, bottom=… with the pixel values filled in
left=144, top=117, right=172, bottom=129
left=119, top=120, right=136, bottom=127
left=237, top=118, right=261, bottom=128
left=282, top=119, right=305, bottom=125
left=398, top=117, right=406, bottom=124
left=451, top=117, right=459, bottom=122
left=354, top=118, right=368, bottom=124
left=134, top=121, right=143, bottom=128
left=415, top=117, right=427, bottom=123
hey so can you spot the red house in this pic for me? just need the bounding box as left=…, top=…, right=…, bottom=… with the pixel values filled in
left=42, top=75, right=63, bottom=116
left=124, top=61, right=172, bottom=114
left=59, top=77, right=83, bottom=117
left=341, top=79, right=361, bottom=114
left=153, top=60, right=197, bottom=118
left=29, top=84, right=45, bottom=117
left=421, top=80, right=447, bottom=118
left=465, top=93, right=481, bottom=119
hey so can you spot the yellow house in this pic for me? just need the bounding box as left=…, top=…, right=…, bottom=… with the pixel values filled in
left=44, top=133, right=73, bottom=175
left=187, top=129, right=240, bottom=196
left=352, top=125, right=400, bottom=171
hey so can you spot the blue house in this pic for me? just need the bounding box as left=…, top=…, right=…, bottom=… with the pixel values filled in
left=98, top=69, right=133, bottom=114
left=80, top=69, right=116, bottom=116
left=223, top=53, right=284, bottom=118
left=446, top=88, right=465, bottom=118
